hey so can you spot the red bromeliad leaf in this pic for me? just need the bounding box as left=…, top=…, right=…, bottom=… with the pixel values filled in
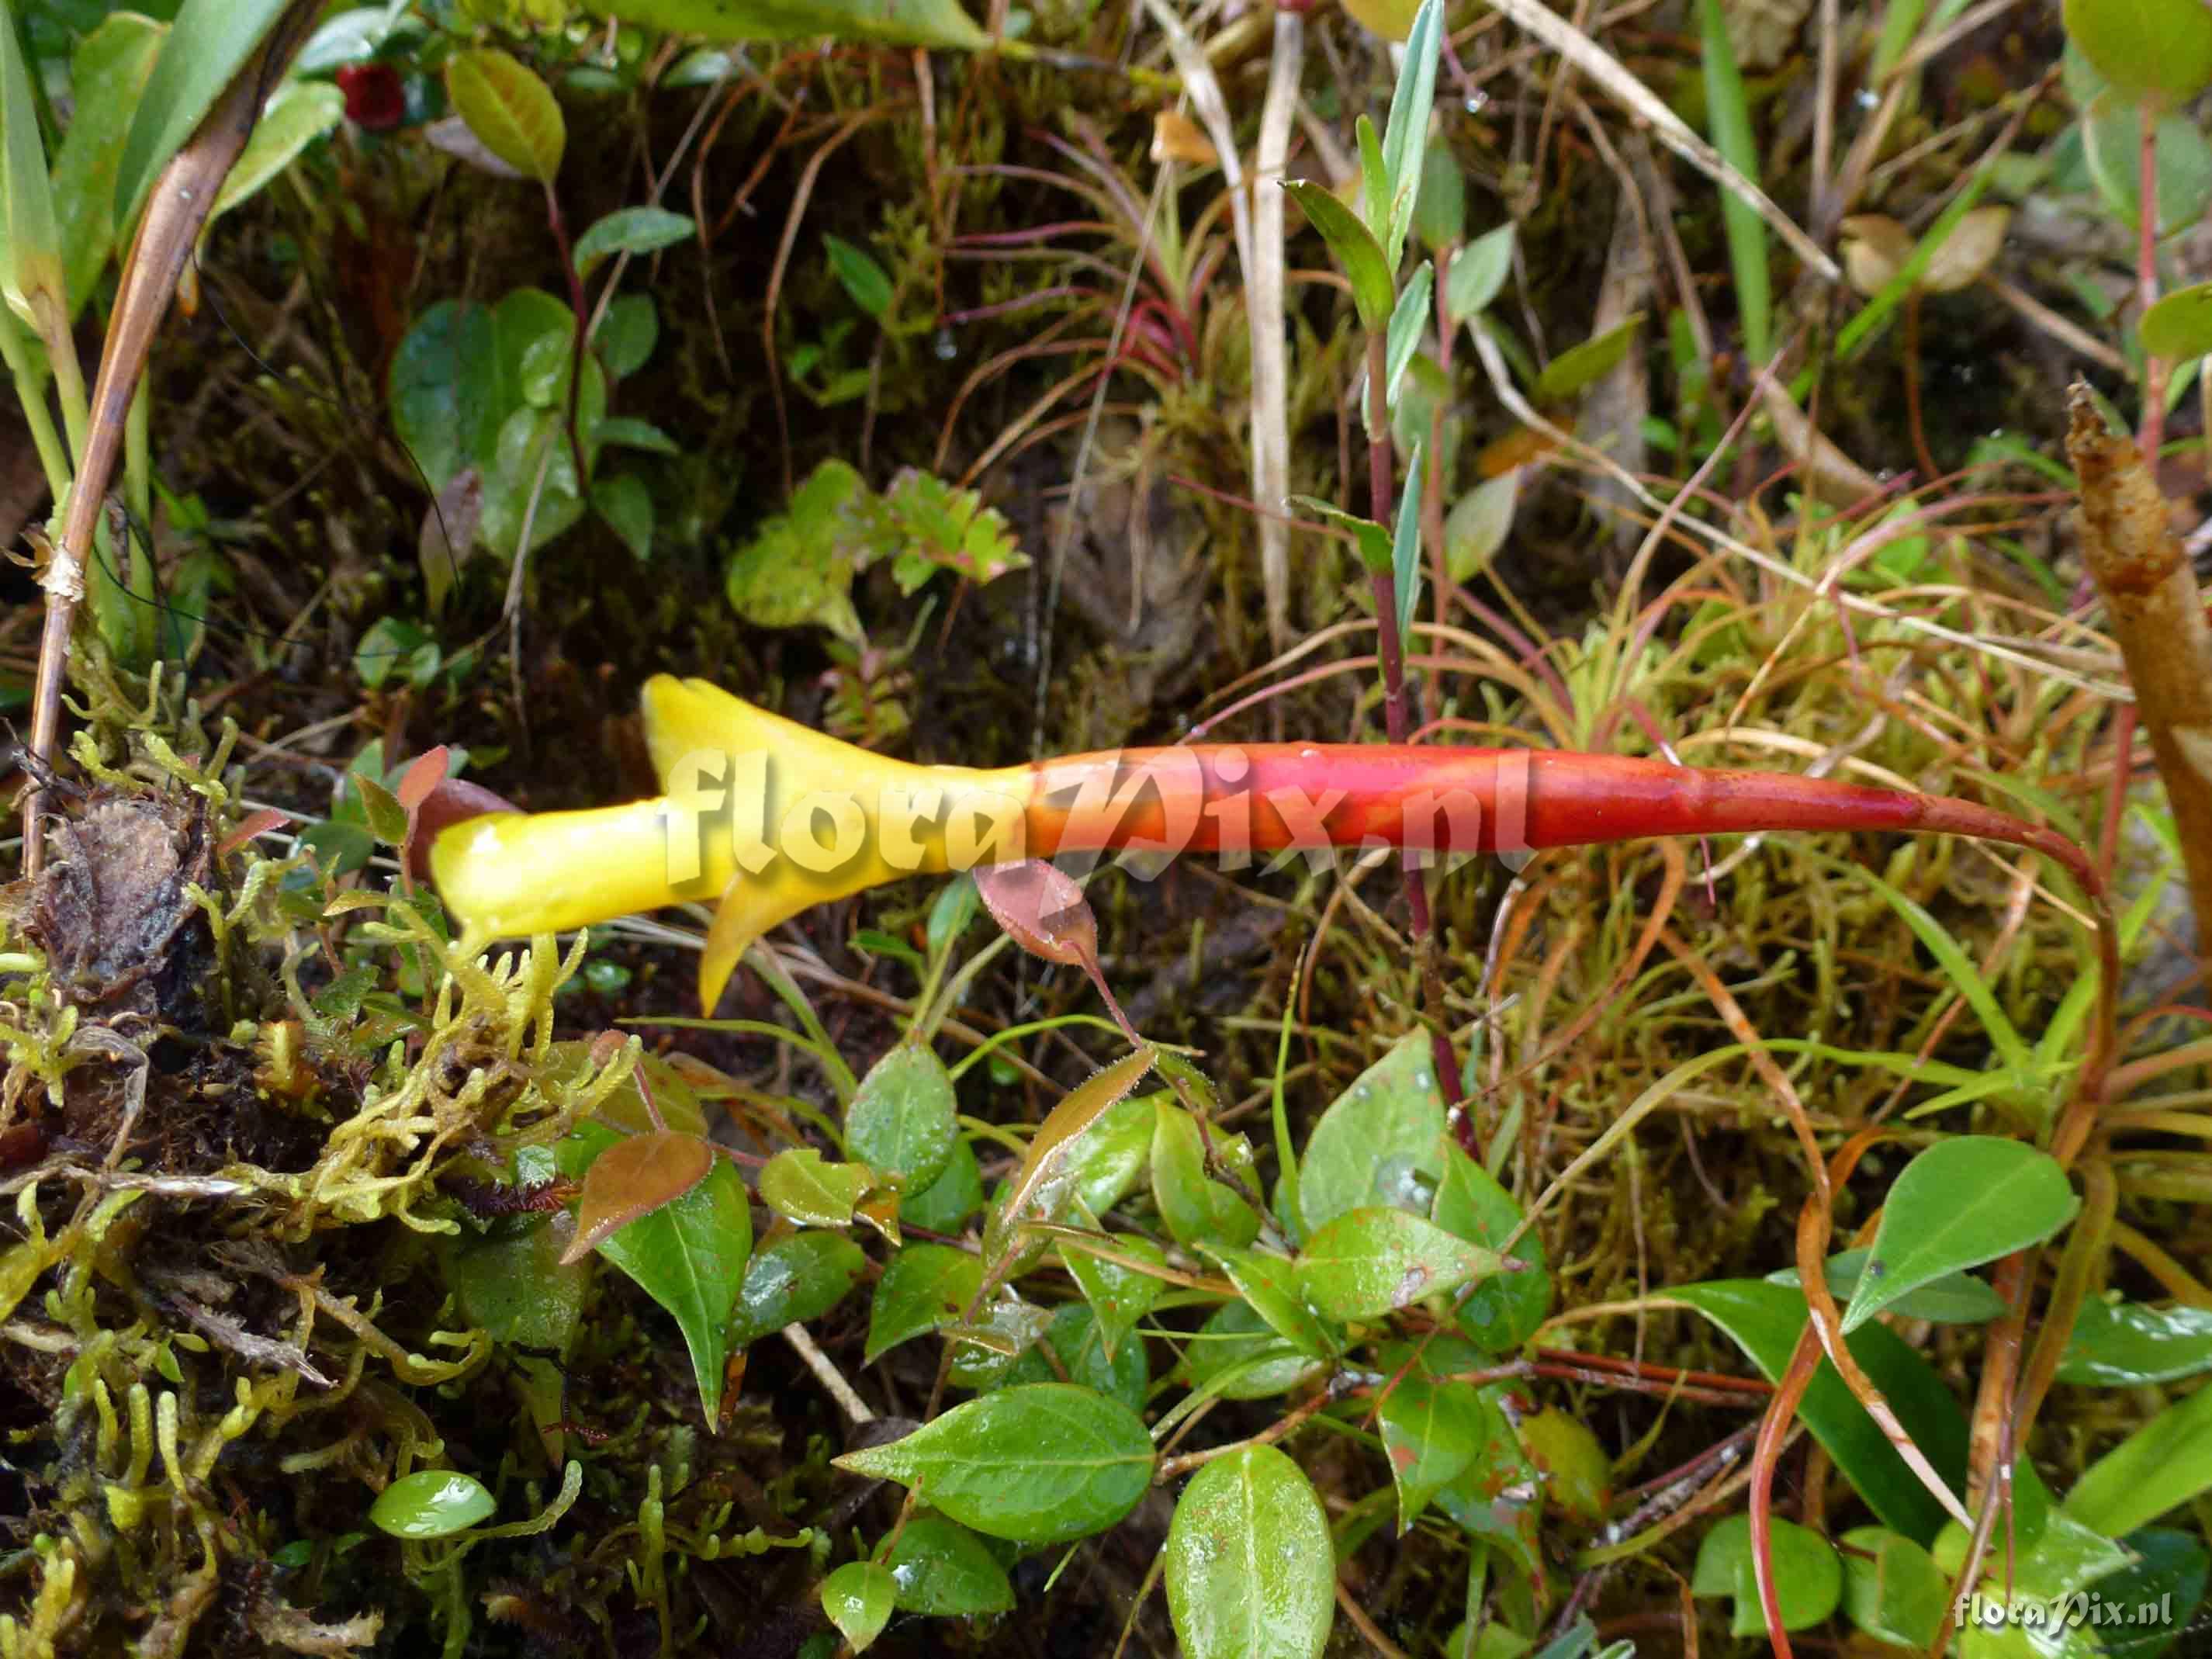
left=560, top=1129, right=715, bottom=1264
left=973, top=860, right=1096, bottom=968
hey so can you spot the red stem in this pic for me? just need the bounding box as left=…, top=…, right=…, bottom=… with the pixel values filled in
left=1364, top=327, right=1466, bottom=1120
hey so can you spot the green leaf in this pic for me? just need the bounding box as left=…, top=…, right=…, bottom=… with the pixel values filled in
left=1298, top=1207, right=1504, bottom=1323
left=1431, top=1141, right=1549, bottom=1353
left=985, top=1049, right=1156, bottom=1263
left=724, top=457, right=868, bottom=642
left=1414, top=137, right=1465, bottom=252
left=1695, top=0, right=1767, bottom=365
left=573, top=205, right=694, bottom=280
left=1356, top=116, right=1389, bottom=247
left=1768, top=1247, right=2010, bottom=1326
left=2058, top=1300, right=2212, bottom=1386
left=848, top=1041, right=959, bottom=1193
left=445, top=49, right=566, bottom=186
left=2080, top=97, right=2212, bottom=242
left=2062, top=0, right=2212, bottom=109
left=353, top=772, right=408, bottom=846
left=864, top=1242, right=981, bottom=1364
left=1060, top=1221, right=1166, bottom=1362
left=2080, top=1528, right=2209, bottom=1659
left=556, top=1123, right=750, bottom=1422
left=1392, top=435, right=1425, bottom=639
left=354, top=616, right=435, bottom=691
left=1151, top=1101, right=1260, bottom=1251
left=761, top=1148, right=871, bottom=1230
left=901, top=1138, right=984, bottom=1231
left=1836, top=1526, right=1947, bottom=1649
left=389, top=300, right=499, bottom=494
left=1177, top=1301, right=1327, bottom=1400
left=1444, top=471, right=1518, bottom=584
left=1379, top=1373, right=1487, bottom=1532
left=591, top=473, right=653, bottom=563
left=207, top=78, right=344, bottom=227
left=1289, top=494, right=1391, bottom=574
left=114, top=0, right=294, bottom=230
left=877, top=467, right=1029, bottom=592
left=1206, top=1242, right=1336, bottom=1360
left=825, top=232, right=894, bottom=317
left=880, top=1515, right=1014, bottom=1616
left=1445, top=223, right=1514, bottom=325
left=1671, top=1279, right=1968, bottom=1543
left=1691, top=1514, right=1841, bottom=1634
left=1379, top=0, right=1443, bottom=270
left=595, top=293, right=659, bottom=379
left=1532, top=315, right=1643, bottom=405
left=444, top=1214, right=593, bottom=1354
left=2142, top=282, right=2212, bottom=359
left=1300, top=1033, right=1448, bottom=1231
left=1844, top=1138, right=2079, bottom=1332
left=1285, top=179, right=1394, bottom=334
left=1002, top=1301, right=1149, bottom=1415
left=820, top=1560, right=894, bottom=1653
left=729, top=1231, right=867, bottom=1345
left=1165, top=1445, right=1334, bottom=1659
left=834, top=1384, right=1153, bottom=1543
left=51, top=13, right=164, bottom=321
left=2062, top=1379, right=2212, bottom=1536
left=595, top=415, right=679, bottom=455
left=1065, top=1093, right=1158, bottom=1219
left=946, top=1294, right=1053, bottom=1391
left=587, top=0, right=992, bottom=50
left=369, top=1469, right=496, bottom=1540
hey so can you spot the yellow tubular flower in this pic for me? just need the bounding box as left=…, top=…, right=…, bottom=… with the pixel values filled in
left=429, top=676, right=1032, bottom=1013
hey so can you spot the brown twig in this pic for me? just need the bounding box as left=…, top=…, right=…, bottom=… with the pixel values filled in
left=22, top=0, right=321, bottom=877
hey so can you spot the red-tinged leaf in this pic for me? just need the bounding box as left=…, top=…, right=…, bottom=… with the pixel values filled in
left=561, top=1130, right=715, bottom=1264
left=218, top=807, right=292, bottom=859
left=973, top=860, right=1096, bottom=969
left=404, top=777, right=518, bottom=879
left=397, top=746, right=454, bottom=816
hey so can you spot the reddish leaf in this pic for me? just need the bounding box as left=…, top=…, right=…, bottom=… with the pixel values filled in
left=560, top=1130, right=715, bottom=1265
left=218, top=807, right=293, bottom=859
left=397, top=746, right=454, bottom=816
left=973, top=861, right=1097, bottom=969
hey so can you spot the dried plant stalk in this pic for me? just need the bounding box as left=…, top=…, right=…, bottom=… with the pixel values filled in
left=2067, top=384, right=2212, bottom=955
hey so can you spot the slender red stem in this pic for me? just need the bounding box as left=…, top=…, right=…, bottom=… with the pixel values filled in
left=1364, top=327, right=1466, bottom=1122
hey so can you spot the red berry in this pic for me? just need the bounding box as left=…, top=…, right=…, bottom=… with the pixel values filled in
left=337, top=63, right=405, bottom=133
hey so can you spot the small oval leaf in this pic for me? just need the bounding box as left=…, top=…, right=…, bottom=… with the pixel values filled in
left=369, top=1469, right=495, bottom=1539
left=833, top=1384, right=1154, bottom=1543
left=573, top=205, right=694, bottom=280
left=1296, top=1207, right=1504, bottom=1323
left=1843, top=1137, right=2080, bottom=1332
left=847, top=1041, right=959, bottom=1192
left=1165, top=1444, right=1334, bottom=1659
left=2143, top=282, right=2212, bottom=361
left=973, top=859, right=1096, bottom=968
left=445, top=49, right=566, bottom=185
left=820, top=1560, right=894, bottom=1653
left=561, top=1129, right=713, bottom=1264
